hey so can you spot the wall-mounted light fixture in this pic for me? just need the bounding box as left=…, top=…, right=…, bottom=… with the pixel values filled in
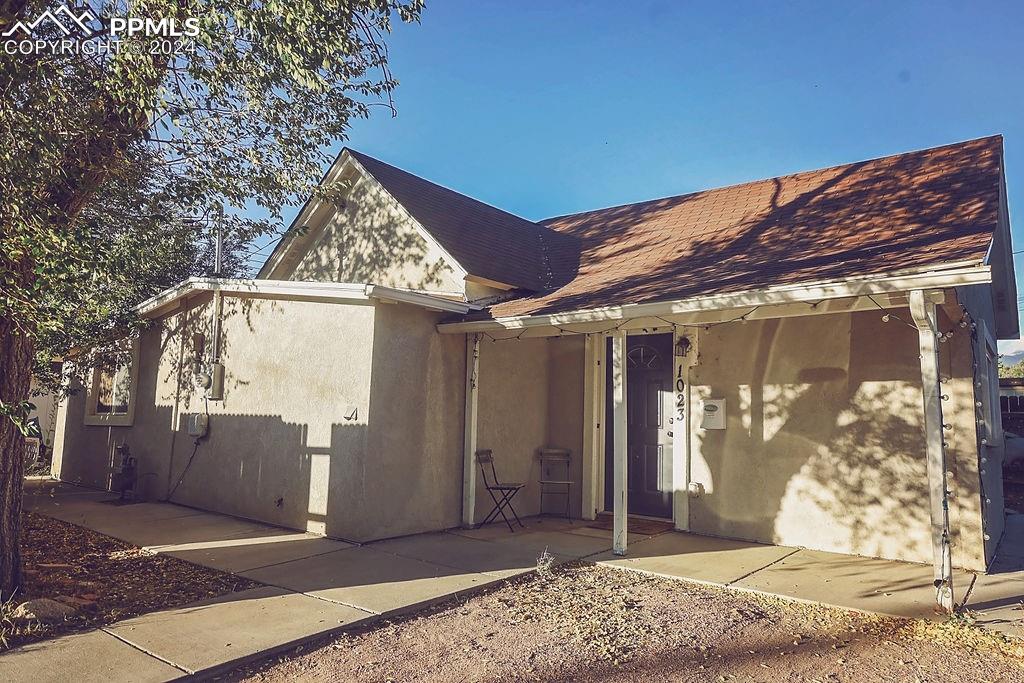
left=675, top=336, right=691, bottom=357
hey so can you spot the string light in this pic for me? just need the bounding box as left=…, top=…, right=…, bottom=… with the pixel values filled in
left=478, top=297, right=975, bottom=345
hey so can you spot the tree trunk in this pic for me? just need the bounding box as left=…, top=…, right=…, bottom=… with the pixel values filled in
left=0, top=310, right=32, bottom=597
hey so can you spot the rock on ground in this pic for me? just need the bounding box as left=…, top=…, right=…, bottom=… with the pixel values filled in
left=12, top=598, right=76, bottom=624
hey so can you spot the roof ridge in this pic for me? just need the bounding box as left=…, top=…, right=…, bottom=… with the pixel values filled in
left=542, top=134, right=1004, bottom=225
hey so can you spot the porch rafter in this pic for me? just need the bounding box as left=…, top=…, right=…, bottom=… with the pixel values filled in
left=437, top=263, right=989, bottom=338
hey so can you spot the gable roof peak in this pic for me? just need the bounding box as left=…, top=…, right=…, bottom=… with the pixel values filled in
left=343, top=148, right=572, bottom=291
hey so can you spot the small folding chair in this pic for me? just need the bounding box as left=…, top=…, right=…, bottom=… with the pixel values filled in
left=476, top=449, right=525, bottom=531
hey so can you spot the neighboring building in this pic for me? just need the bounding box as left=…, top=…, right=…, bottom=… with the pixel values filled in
left=52, top=136, right=1016, bottom=592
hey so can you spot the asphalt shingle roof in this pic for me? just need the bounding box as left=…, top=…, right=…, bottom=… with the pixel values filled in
left=345, top=137, right=1004, bottom=322
left=478, top=135, right=1004, bottom=319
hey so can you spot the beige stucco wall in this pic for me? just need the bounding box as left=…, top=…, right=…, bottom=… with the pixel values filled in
left=688, top=307, right=989, bottom=570
left=51, top=295, right=465, bottom=543
left=473, top=336, right=585, bottom=522
left=547, top=336, right=586, bottom=518
left=958, top=283, right=1006, bottom=563
left=283, top=174, right=464, bottom=293
left=475, top=338, right=549, bottom=521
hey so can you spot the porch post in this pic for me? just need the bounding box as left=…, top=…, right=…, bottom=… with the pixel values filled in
left=611, top=329, right=628, bottom=555
left=462, top=333, right=481, bottom=528
left=581, top=333, right=601, bottom=521
left=672, top=328, right=695, bottom=532
left=908, top=289, right=955, bottom=613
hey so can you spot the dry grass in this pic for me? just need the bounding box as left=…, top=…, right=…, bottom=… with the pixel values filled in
left=230, top=563, right=1024, bottom=683
left=3, top=510, right=260, bottom=651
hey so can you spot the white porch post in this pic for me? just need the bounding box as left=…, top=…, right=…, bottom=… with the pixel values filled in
left=462, top=333, right=481, bottom=528
left=611, top=329, right=628, bottom=555
left=909, top=289, right=955, bottom=613
left=581, top=333, right=602, bottom=521
left=672, top=328, right=696, bottom=532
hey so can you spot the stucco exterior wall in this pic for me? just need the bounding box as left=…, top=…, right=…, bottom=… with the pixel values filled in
left=475, top=338, right=549, bottom=521
left=688, top=307, right=988, bottom=570
left=286, top=175, right=463, bottom=293
left=472, top=336, right=586, bottom=522
left=51, top=295, right=465, bottom=543
left=958, top=283, right=1006, bottom=564
left=547, top=336, right=586, bottom=518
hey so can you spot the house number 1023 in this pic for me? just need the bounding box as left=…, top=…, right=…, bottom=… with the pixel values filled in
left=675, top=364, right=685, bottom=421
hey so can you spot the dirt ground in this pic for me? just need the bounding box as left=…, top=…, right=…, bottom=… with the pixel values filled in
left=228, top=563, right=1024, bottom=683
left=2, top=510, right=259, bottom=650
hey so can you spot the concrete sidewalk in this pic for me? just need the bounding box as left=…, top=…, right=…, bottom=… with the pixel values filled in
left=7, top=484, right=1024, bottom=681
left=6, top=485, right=612, bottom=681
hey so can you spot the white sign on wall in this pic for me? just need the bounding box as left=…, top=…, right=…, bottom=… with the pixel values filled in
left=700, top=399, right=726, bottom=430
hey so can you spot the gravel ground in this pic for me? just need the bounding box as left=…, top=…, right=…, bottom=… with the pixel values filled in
left=227, top=563, right=1024, bottom=683
left=2, top=510, right=259, bottom=650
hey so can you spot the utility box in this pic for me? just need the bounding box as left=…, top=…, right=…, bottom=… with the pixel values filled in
left=187, top=413, right=209, bottom=438
left=700, top=399, right=726, bottom=430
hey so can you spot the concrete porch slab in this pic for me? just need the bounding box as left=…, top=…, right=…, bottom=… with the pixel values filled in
left=83, top=509, right=279, bottom=550
left=28, top=499, right=207, bottom=528
left=161, top=531, right=354, bottom=573
left=968, top=513, right=1024, bottom=633
left=591, top=531, right=798, bottom=585
left=733, top=548, right=974, bottom=620
left=105, top=586, right=370, bottom=677
left=372, top=531, right=540, bottom=579
left=558, top=523, right=660, bottom=544
left=1, top=628, right=182, bottom=683
left=450, top=521, right=616, bottom=559
left=489, top=529, right=614, bottom=559
left=963, top=573, right=1024, bottom=635
left=241, top=545, right=505, bottom=616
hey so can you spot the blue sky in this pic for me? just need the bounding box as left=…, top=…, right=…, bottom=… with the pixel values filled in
left=251, top=1, right=1024, bottom=344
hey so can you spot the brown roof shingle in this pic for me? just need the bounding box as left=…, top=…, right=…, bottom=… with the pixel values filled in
left=474, top=135, right=1004, bottom=319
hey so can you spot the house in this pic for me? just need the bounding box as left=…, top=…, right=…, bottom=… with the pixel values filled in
left=51, top=136, right=1016, bottom=611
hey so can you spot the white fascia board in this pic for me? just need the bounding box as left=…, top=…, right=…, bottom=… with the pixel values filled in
left=137, top=278, right=472, bottom=318
left=364, top=284, right=474, bottom=313
left=437, top=263, right=992, bottom=333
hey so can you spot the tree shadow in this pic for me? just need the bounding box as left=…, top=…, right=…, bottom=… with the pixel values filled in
left=482, top=136, right=1001, bottom=318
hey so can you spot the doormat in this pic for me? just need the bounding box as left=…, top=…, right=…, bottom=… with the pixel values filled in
left=588, top=514, right=674, bottom=536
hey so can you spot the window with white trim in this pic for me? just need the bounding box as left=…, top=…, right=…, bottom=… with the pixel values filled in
left=84, top=342, right=139, bottom=427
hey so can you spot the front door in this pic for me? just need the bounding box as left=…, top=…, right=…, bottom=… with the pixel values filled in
left=604, top=333, right=674, bottom=518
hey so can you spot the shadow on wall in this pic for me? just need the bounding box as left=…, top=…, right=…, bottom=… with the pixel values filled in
left=289, top=180, right=457, bottom=290
left=124, top=294, right=464, bottom=543
left=691, top=309, right=970, bottom=565
left=164, top=408, right=369, bottom=540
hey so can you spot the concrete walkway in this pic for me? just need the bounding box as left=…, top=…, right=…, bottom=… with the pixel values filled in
left=6, top=484, right=1024, bottom=681
left=6, top=485, right=611, bottom=681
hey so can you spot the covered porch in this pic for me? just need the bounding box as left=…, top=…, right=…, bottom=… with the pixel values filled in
left=443, top=266, right=1001, bottom=613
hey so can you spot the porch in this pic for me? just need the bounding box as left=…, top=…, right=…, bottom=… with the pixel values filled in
left=448, top=279, right=1003, bottom=614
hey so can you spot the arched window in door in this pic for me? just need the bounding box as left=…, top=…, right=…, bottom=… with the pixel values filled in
left=626, top=344, right=663, bottom=369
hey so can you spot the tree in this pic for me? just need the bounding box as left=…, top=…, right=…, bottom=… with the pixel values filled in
left=1000, top=359, right=1024, bottom=379
left=0, top=0, right=422, bottom=595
